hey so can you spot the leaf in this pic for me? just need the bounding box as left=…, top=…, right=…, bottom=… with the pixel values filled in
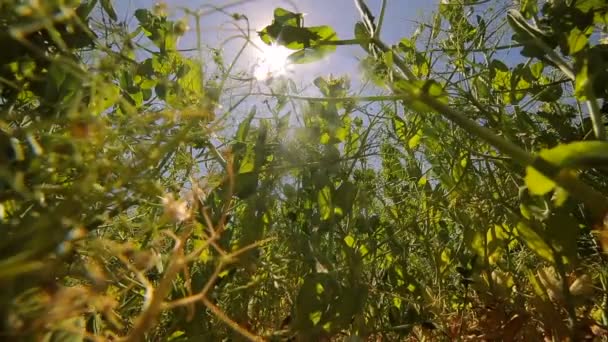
left=89, top=82, right=120, bottom=114
left=530, top=62, right=544, bottom=79
left=294, top=273, right=339, bottom=331
left=167, top=331, right=186, bottom=341
left=383, top=51, right=394, bottom=68
left=232, top=172, right=258, bottom=199
left=394, top=80, right=448, bottom=113
left=439, top=249, right=451, bottom=273
left=238, top=147, right=255, bottom=173
left=177, top=59, right=203, bottom=97
left=309, top=311, right=322, bottom=326
left=546, top=211, right=579, bottom=263
left=288, top=45, right=336, bottom=64
left=334, top=181, right=357, bottom=216
left=515, top=221, right=554, bottom=262
left=318, top=186, right=332, bottom=221
left=525, top=141, right=608, bottom=195
left=344, top=235, right=355, bottom=248
left=134, top=9, right=152, bottom=26
left=507, top=9, right=555, bottom=59
left=392, top=115, right=408, bottom=144
left=45, top=61, right=67, bottom=101
left=354, top=21, right=371, bottom=52
left=431, top=12, right=442, bottom=39
left=272, top=8, right=303, bottom=27
left=413, top=52, right=430, bottom=78
left=575, top=58, right=590, bottom=100
left=520, top=0, right=538, bottom=19
left=101, top=0, right=118, bottom=21
left=76, top=0, right=99, bottom=18
left=408, top=129, right=423, bottom=149
left=259, top=8, right=337, bottom=64
left=398, top=38, right=415, bottom=53
left=536, top=83, right=563, bottom=103
left=568, top=27, right=588, bottom=55
left=237, top=107, right=256, bottom=142
left=472, top=76, right=490, bottom=98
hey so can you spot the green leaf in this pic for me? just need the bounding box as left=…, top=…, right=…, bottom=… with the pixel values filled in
left=44, top=61, right=67, bottom=101
left=90, top=82, right=120, bottom=114
left=568, top=27, right=588, bottom=55
left=134, top=8, right=177, bottom=52
left=259, top=8, right=337, bottom=64
left=383, top=51, right=394, bottom=69
left=408, top=129, right=423, bottom=149
left=552, top=187, right=569, bottom=207
left=536, top=83, right=563, bottom=103
left=507, top=9, right=555, bottom=59
left=575, top=58, right=590, bottom=100
left=177, top=59, right=203, bottom=97
left=288, top=45, right=336, bottom=64
left=76, top=0, right=99, bottom=18
left=334, top=181, right=357, bottom=216
left=546, top=212, right=579, bottom=263
left=309, top=311, right=322, bottom=326
left=530, top=62, right=544, bottom=79
left=354, top=22, right=371, bottom=52
left=525, top=141, right=608, bottom=195
left=233, top=172, right=258, bottom=199
left=344, top=235, right=355, bottom=248
left=392, top=115, right=407, bottom=144
left=238, top=147, right=255, bottom=173
left=439, top=249, right=451, bottom=273
left=294, top=273, right=339, bottom=331
left=272, top=8, right=303, bottom=27
left=394, top=80, right=448, bottom=113
left=167, top=330, right=186, bottom=341
left=431, top=12, right=442, bottom=39
left=520, top=0, right=538, bottom=19
left=413, top=52, right=430, bottom=78
left=472, top=76, right=490, bottom=98
left=464, top=224, right=510, bottom=265
left=237, top=107, right=256, bottom=142
left=318, top=186, right=332, bottom=221
left=101, top=0, right=118, bottom=21
left=515, top=221, right=554, bottom=262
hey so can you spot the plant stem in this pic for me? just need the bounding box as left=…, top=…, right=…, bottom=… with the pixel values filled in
left=367, top=32, right=608, bottom=218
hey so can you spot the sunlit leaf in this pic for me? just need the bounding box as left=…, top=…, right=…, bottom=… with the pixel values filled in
left=344, top=235, right=355, bottom=248
left=526, top=141, right=608, bottom=195
left=394, top=79, right=448, bottom=113
left=408, top=129, right=423, bottom=149
left=568, top=27, right=588, bottom=55
left=515, top=221, right=554, bottom=262
left=318, top=186, right=332, bottom=220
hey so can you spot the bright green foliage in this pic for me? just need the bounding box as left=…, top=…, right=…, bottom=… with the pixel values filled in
left=526, top=141, right=608, bottom=195
left=259, top=8, right=338, bottom=64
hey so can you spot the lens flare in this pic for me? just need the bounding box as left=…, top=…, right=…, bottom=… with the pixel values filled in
left=253, top=43, right=292, bottom=81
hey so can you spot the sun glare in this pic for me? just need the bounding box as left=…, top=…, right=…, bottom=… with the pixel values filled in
left=253, top=42, right=292, bottom=81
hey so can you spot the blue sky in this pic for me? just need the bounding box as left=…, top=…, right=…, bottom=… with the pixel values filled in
left=116, top=0, right=438, bottom=84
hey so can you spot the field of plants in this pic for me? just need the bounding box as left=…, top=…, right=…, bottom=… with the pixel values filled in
left=2, top=0, right=608, bottom=340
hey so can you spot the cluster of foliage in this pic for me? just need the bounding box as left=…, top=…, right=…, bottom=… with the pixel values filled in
left=2, top=0, right=608, bottom=340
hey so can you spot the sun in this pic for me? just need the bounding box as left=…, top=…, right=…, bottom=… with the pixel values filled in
left=253, top=41, right=293, bottom=81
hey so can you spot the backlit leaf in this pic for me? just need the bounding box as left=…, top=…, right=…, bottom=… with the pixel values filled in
left=318, top=186, right=332, bottom=220
left=515, top=221, right=554, bottom=262
left=568, top=27, right=588, bottom=55
left=526, top=141, right=608, bottom=195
